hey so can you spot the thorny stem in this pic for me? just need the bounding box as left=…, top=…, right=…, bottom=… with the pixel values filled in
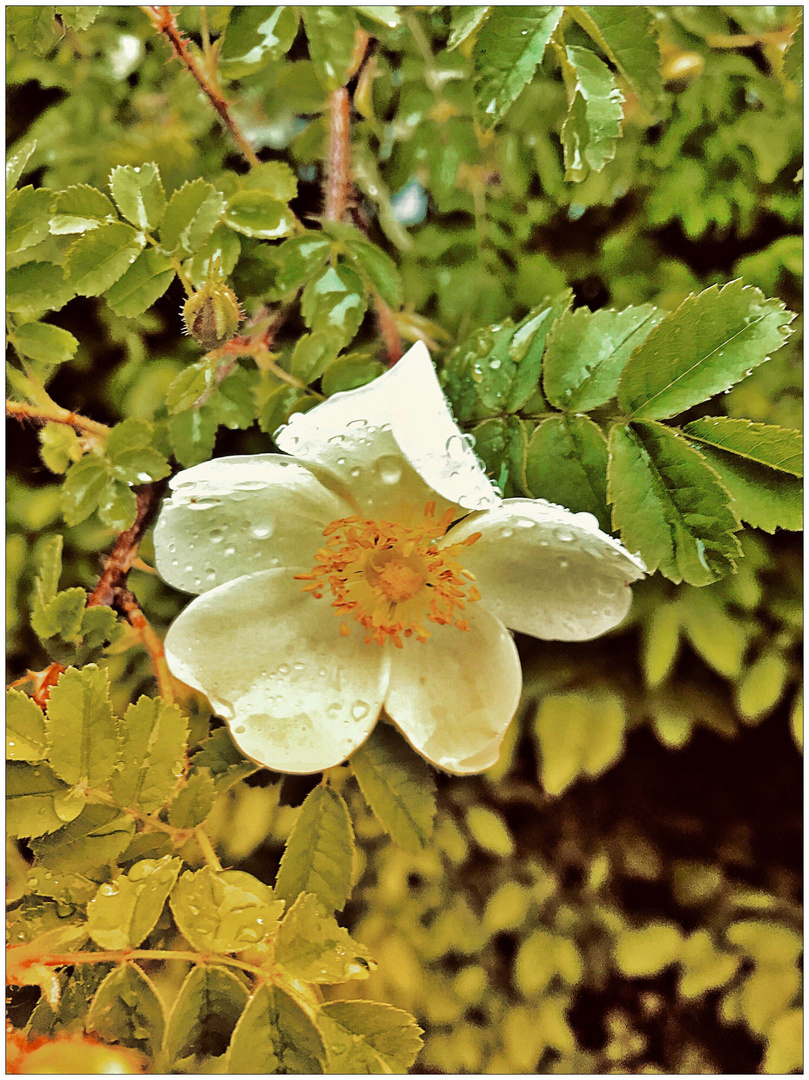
left=6, top=400, right=110, bottom=441
left=115, top=587, right=175, bottom=703
left=12, top=948, right=270, bottom=982
left=88, top=486, right=159, bottom=609
left=325, top=88, right=351, bottom=223
left=144, top=6, right=262, bottom=169
left=322, top=38, right=405, bottom=366
left=194, top=825, right=223, bottom=871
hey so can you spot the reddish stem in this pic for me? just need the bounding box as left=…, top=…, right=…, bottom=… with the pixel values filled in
left=87, top=486, right=158, bottom=609
left=325, top=87, right=351, bottom=222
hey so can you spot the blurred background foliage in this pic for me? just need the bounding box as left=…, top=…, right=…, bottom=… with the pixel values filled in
left=7, top=4, right=802, bottom=1074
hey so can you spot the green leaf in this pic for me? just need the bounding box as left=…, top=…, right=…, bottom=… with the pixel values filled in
left=160, top=179, right=226, bottom=257
left=473, top=7, right=563, bottom=126
left=679, top=590, right=749, bottom=678
left=271, top=232, right=333, bottom=295
left=321, top=352, right=386, bottom=396
left=736, top=651, right=790, bottom=723
left=690, top=443, right=802, bottom=534
left=275, top=892, right=376, bottom=983
left=98, top=478, right=138, bottom=531
left=319, top=1000, right=424, bottom=1074
left=10, top=322, right=79, bottom=366
left=302, top=6, right=360, bottom=90
left=447, top=6, right=491, bottom=50
left=168, top=409, right=218, bottom=468
left=300, top=265, right=367, bottom=347
left=64, top=222, right=145, bottom=296
left=104, top=249, right=175, bottom=317
left=167, top=768, right=216, bottom=828
left=87, top=856, right=181, bottom=950
left=170, top=866, right=285, bottom=953
left=678, top=930, right=741, bottom=999
left=61, top=455, right=109, bottom=525
left=165, top=361, right=214, bottom=414
left=163, top=964, right=250, bottom=1068
left=39, top=423, right=83, bottom=474
left=110, top=696, right=188, bottom=814
left=45, top=665, right=119, bottom=788
left=49, top=184, right=116, bottom=234
left=184, top=225, right=241, bottom=290
left=641, top=603, right=681, bottom=688
left=327, top=223, right=402, bottom=308
left=763, top=1010, right=803, bottom=1075
left=30, top=804, right=135, bottom=873
left=32, top=587, right=87, bottom=642
left=86, top=963, right=164, bottom=1058
left=7, top=137, right=37, bottom=194
left=614, top=922, right=684, bottom=976
left=560, top=47, right=624, bottom=182
left=7, top=186, right=53, bottom=253
left=608, top=422, right=741, bottom=585
left=515, top=929, right=584, bottom=997
left=225, top=983, right=325, bottom=1074
left=683, top=417, right=802, bottom=476
left=58, top=6, right=102, bottom=30
left=7, top=762, right=82, bottom=838
left=533, top=692, right=627, bottom=795
left=274, top=785, right=356, bottom=911
left=242, top=160, right=298, bottom=202
left=224, top=190, right=296, bottom=240
left=727, top=919, right=802, bottom=966
left=350, top=724, right=436, bottom=853
left=506, top=292, right=573, bottom=412
left=618, top=281, right=795, bottom=420
left=219, top=6, right=299, bottom=78
left=76, top=605, right=120, bottom=664
left=106, top=418, right=171, bottom=484
left=7, top=6, right=58, bottom=55
left=466, top=806, right=515, bottom=857
left=543, top=305, right=664, bottom=411
left=289, top=330, right=342, bottom=383
left=33, top=533, right=64, bottom=608
left=525, top=415, right=610, bottom=531
left=570, top=6, right=664, bottom=117
left=191, top=727, right=259, bottom=793
left=6, top=689, right=48, bottom=762
left=7, top=262, right=75, bottom=314
left=108, top=163, right=166, bottom=231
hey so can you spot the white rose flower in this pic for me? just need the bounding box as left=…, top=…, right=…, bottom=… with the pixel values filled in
left=155, top=343, right=645, bottom=775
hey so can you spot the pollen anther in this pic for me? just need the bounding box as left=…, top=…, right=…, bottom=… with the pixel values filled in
left=295, top=501, right=482, bottom=646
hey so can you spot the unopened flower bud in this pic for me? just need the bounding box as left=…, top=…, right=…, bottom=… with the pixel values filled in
left=182, top=279, right=242, bottom=351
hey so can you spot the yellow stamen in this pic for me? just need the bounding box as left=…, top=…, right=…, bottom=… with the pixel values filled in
left=295, top=501, right=482, bottom=646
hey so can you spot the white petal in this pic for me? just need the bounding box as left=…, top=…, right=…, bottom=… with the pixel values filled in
left=275, top=342, right=500, bottom=517
left=446, top=498, right=646, bottom=641
left=154, top=454, right=350, bottom=594
left=383, top=605, right=522, bottom=774
left=164, top=569, right=390, bottom=773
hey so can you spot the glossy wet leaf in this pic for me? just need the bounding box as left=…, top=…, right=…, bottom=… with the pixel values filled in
left=87, top=856, right=181, bottom=949
left=618, top=281, right=794, bottom=420
left=159, top=179, right=225, bottom=257
left=608, top=422, right=742, bottom=585
left=274, top=785, right=355, bottom=911
left=319, top=1000, right=424, bottom=1074
left=110, top=696, right=188, bottom=814
left=219, top=6, right=299, bottom=78
left=7, top=186, right=53, bottom=253
left=6, top=688, right=48, bottom=762
left=64, top=222, right=144, bottom=296
left=30, top=804, right=135, bottom=874
left=7, top=762, right=82, bottom=838
left=302, top=6, right=360, bottom=91
left=10, top=322, right=79, bottom=366
left=684, top=417, right=802, bottom=475
left=49, top=184, right=116, bottom=234
left=560, top=46, right=625, bottom=182
left=224, top=190, right=296, bottom=240
left=225, top=983, right=325, bottom=1074
left=45, top=665, right=119, bottom=788
left=163, top=964, right=249, bottom=1067
left=86, top=964, right=165, bottom=1058
left=275, top=892, right=376, bottom=983
left=169, top=866, right=285, bottom=953
left=104, top=249, right=175, bottom=317
left=571, top=6, right=665, bottom=117
left=350, top=723, right=437, bottom=853
left=525, top=415, right=610, bottom=531
left=108, top=163, right=166, bottom=231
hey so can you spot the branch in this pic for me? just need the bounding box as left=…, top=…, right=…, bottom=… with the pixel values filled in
left=6, top=400, right=110, bottom=441
left=115, top=586, right=175, bottom=703
left=325, top=87, right=351, bottom=222
left=87, top=486, right=159, bottom=609
left=144, top=5, right=262, bottom=169
left=321, top=40, right=404, bottom=366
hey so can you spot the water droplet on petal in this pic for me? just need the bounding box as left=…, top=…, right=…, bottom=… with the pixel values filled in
left=210, top=528, right=224, bottom=544
left=278, top=663, right=290, bottom=675
left=224, top=544, right=236, bottom=556
left=351, top=700, right=369, bottom=720
left=375, top=456, right=403, bottom=484
left=251, top=523, right=273, bottom=539
left=555, top=527, right=575, bottom=542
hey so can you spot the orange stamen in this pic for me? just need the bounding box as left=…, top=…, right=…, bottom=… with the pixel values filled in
left=295, top=501, right=482, bottom=646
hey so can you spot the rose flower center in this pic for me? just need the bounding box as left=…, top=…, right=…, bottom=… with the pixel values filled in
left=296, top=501, right=482, bottom=647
